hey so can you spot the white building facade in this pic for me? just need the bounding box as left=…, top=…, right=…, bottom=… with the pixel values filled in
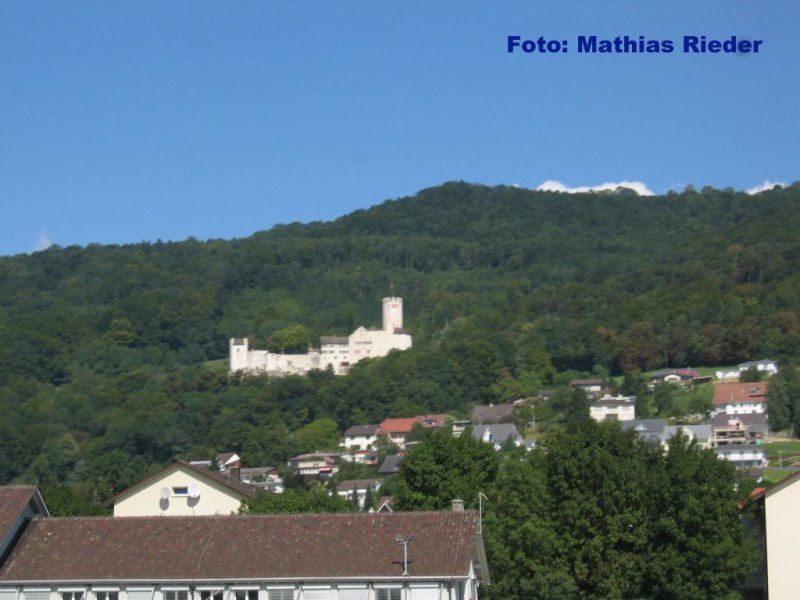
left=230, top=298, right=412, bottom=376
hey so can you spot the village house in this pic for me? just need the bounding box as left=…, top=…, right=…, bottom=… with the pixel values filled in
left=470, top=402, right=517, bottom=424
left=335, top=479, right=382, bottom=510
left=651, top=368, right=700, bottom=386
left=287, top=453, right=343, bottom=478
left=471, top=424, right=523, bottom=451
left=713, top=381, right=768, bottom=415
left=340, top=424, right=380, bottom=451
left=589, top=394, right=636, bottom=423
left=569, top=378, right=604, bottom=397
left=0, top=486, right=489, bottom=600
left=748, top=471, right=800, bottom=599
left=112, top=461, right=258, bottom=517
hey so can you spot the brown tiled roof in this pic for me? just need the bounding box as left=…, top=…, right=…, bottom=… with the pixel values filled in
left=0, top=511, right=481, bottom=582
left=471, top=403, right=516, bottom=423
left=713, top=381, right=769, bottom=405
left=0, top=487, right=48, bottom=543
left=343, top=424, right=380, bottom=437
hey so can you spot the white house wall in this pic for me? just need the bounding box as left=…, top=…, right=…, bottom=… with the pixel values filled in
left=766, top=480, right=800, bottom=599
left=113, top=466, right=244, bottom=517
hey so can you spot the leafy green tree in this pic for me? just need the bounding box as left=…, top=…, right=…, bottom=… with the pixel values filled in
left=766, top=365, right=800, bottom=433
left=394, top=429, right=499, bottom=511
left=739, top=366, right=762, bottom=382
left=289, top=418, right=341, bottom=454
left=653, top=381, right=675, bottom=416
left=242, top=488, right=354, bottom=514
left=483, top=422, right=753, bottom=600
left=266, top=324, right=313, bottom=354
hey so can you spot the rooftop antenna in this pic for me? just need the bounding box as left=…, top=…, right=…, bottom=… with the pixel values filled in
left=478, top=491, right=489, bottom=534
left=395, top=533, right=414, bottom=575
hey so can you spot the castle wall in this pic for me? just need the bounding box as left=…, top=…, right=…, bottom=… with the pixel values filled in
left=230, top=297, right=411, bottom=377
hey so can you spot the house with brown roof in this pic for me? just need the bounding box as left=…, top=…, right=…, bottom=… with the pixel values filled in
left=340, top=424, right=381, bottom=451
left=470, top=403, right=516, bottom=424
left=713, top=381, right=768, bottom=415
left=0, top=487, right=48, bottom=566
left=112, top=461, right=258, bottom=517
left=0, top=486, right=489, bottom=600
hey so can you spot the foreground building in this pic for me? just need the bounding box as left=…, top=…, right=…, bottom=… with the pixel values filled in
left=0, top=486, right=489, bottom=600
left=230, top=297, right=412, bottom=376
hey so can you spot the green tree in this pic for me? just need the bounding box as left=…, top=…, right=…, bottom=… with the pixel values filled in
left=482, top=422, right=753, bottom=600
left=653, top=381, right=675, bottom=416
left=394, top=429, right=499, bottom=511
left=766, top=365, right=800, bottom=433
left=266, top=324, right=313, bottom=354
left=242, top=488, right=353, bottom=513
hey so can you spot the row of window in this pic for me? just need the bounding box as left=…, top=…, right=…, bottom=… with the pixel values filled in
left=1, top=585, right=450, bottom=600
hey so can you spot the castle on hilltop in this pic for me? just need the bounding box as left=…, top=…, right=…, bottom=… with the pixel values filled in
left=229, top=297, right=412, bottom=376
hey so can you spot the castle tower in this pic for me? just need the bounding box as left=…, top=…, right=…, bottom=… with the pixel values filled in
left=382, top=297, right=403, bottom=332
left=229, top=337, right=249, bottom=371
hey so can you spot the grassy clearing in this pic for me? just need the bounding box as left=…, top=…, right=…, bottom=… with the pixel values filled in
left=762, top=468, right=799, bottom=485
left=202, top=358, right=228, bottom=373
left=763, top=441, right=800, bottom=459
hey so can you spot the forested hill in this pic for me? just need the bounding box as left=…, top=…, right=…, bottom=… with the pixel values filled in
left=2, top=181, right=800, bottom=497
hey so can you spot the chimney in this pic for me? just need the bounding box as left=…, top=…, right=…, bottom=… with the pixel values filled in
left=230, top=467, right=241, bottom=482
left=451, top=498, right=465, bottom=512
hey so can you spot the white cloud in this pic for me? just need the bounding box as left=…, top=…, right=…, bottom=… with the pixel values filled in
left=536, top=180, right=655, bottom=196
left=33, top=230, right=53, bottom=252
left=745, top=180, right=786, bottom=195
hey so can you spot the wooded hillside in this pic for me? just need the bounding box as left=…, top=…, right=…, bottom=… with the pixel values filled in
left=2, top=181, right=799, bottom=499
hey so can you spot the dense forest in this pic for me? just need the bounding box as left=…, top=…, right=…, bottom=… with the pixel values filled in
left=2, top=181, right=800, bottom=502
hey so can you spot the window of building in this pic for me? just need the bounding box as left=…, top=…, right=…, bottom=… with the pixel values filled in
left=300, top=589, right=329, bottom=600
left=199, top=591, right=222, bottom=600
left=95, top=592, right=119, bottom=600
left=266, top=589, right=293, bottom=600
left=337, top=588, right=366, bottom=600
left=375, top=589, right=401, bottom=600
left=234, top=591, right=258, bottom=600
left=24, top=590, right=51, bottom=600
left=408, top=587, right=438, bottom=600
left=164, top=591, right=188, bottom=600
left=60, top=591, right=85, bottom=600
left=171, top=487, right=189, bottom=497
left=0, top=589, right=17, bottom=600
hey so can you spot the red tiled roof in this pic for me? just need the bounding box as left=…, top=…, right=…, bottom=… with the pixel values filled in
left=713, top=381, right=769, bottom=405
left=379, top=417, right=419, bottom=435
left=0, top=511, right=481, bottom=581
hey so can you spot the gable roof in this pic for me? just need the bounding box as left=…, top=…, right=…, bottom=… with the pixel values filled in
left=0, top=511, right=485, bottom=582
left=336, top=479, right=381, bottom=493
left=471, top=403, right=516, bottom=423
left=0, top=487, right=49, bottom=566
left=379, top=417, right=419, bottom=435
left=472, top=424, right=522, bottom=445
left=713, top=381, right=769, bottom=405
left=378, top=454, right=404, bottom=474
left=113, top=461, right=258, bottom=505
left=343, top=424, right=380, bottom=437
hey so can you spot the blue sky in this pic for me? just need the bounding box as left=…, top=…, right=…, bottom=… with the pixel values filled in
left=1, top=1, right=797, bottom=256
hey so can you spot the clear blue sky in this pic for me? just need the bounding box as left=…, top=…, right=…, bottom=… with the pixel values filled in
left=1, top=1, right=797, bottom=256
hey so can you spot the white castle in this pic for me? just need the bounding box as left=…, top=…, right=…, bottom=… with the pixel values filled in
left=229, top=297, right=412, bottom=376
